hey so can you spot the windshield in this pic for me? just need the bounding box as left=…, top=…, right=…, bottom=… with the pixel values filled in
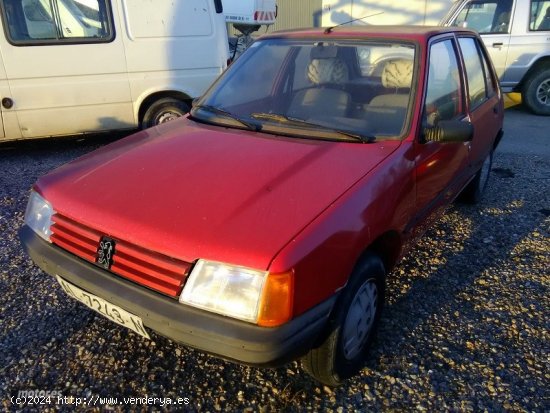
left=192, top=38, right=417, bottom=142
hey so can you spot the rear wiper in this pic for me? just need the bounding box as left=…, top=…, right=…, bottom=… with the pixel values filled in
left=193, top=105, right=259, bottom=131
left=250, top=112, right=375, bottom=143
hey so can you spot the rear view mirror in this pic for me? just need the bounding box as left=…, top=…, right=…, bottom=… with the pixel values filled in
left=423, top=120, right=473, bottom=143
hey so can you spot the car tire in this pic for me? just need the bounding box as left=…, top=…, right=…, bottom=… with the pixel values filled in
left=141, top=98, right=190, bottom=129
left=459, top=149, right=493, bottom=204
left=522, top=68, right=550, bottom=116
left=301, top=253, right=385, bottom=386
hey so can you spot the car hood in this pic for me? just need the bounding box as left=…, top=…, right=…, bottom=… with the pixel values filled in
left=37, top=118, right=400, bottom=270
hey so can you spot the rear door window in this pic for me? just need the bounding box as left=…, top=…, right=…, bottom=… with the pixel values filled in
left=458, top=37, right=490, bottom=110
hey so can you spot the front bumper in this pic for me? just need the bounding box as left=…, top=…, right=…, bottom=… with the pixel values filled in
left=20, top=225, right=335, bottom=366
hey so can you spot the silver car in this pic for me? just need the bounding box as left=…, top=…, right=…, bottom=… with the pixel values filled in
left=441, top=0, right=550, bottom=115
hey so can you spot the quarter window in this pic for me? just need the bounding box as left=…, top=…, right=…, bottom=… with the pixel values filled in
left=1, top=0, right=113, bottom=45
left=458, top=37, right=489, bottom=109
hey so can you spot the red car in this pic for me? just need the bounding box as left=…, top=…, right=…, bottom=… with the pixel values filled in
left=20, top=26, right=503, bottom=386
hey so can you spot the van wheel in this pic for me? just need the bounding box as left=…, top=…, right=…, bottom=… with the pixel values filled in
left=522, top=68, right=550, bottom=116
left=141, top=98, right=190, bottom=129
left=459, top=150, right=493, bottom=204
left=301, top=253, right=385, bottom=387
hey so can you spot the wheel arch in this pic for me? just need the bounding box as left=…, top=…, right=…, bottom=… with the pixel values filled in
left=316, top=229, right=402, bottom=324
left=516, top=56, right=550, bottom=92
left=355, top=230, right=403, bottom=276
left=137, top=91, right=193, bottom=124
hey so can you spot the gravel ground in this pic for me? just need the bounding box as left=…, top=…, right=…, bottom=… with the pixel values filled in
left=1, top=111, right=548, bottom=412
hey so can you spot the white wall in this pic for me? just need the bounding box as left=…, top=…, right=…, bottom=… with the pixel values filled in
left=321, top=0, right=455, bottom=27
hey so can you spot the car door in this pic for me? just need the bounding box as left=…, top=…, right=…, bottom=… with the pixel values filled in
left=0, top=0, right=133, bottom=140
left=413, top=36, right=471, bottom=236
left=445, top=0, right=514, bottom=79
left=456, top=35, right=503, bottom=170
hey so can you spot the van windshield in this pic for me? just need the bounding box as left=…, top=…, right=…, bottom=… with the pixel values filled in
left=192, top=38, right=417, bottom=141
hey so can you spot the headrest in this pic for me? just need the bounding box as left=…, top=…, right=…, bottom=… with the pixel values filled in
left=381, top=59, right=413, bottom=89
left=497, top=11, right=510, bottom=24
left=307, top=58, right=349, bottom=85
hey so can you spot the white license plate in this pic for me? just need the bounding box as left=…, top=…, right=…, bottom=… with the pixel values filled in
left=56, top=276, right=150, bottom=339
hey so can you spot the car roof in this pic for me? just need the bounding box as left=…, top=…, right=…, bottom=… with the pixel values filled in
left=261, top=25, right=478, bottom=43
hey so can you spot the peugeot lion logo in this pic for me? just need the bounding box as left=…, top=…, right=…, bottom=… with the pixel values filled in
left=96, top=237, right=116, bottom=269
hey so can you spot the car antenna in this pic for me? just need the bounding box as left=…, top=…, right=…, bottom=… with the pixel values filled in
left=324, top=12, right=384, bottom=34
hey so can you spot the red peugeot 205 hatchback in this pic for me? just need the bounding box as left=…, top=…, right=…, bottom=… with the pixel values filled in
left=21, top=26, right=503, bottom=386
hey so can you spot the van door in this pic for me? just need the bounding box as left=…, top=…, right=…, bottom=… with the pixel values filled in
left=445, top=0, right=514, bottom=79
left=0, top=0, right=133, bottom=140
left=120, top=0, right=228, bottom=123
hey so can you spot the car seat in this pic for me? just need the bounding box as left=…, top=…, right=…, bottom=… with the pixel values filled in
left=288, top=57, right=351, bottom=121
left=494, top=11, right=511, bottom=33
left=364, top=59, right=413, bottom=135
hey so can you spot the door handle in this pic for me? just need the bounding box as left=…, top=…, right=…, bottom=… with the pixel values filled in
left=493, top=105, right=499, bottom=114
left=492, top=42, right=504, bottom=48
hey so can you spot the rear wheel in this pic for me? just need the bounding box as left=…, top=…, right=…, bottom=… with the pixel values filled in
left=522, top=68, right=550, bottom=116
left=141, top=98, right=190, bottom=129
left=459, top=150, right=493, bottom=204
left=301, top=254, right=385, bottom=386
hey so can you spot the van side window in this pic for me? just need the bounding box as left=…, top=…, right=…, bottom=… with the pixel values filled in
left=530, top=0, right=550, bottom=31
left=453, top=0, right=513, bottom=34
left=1, top=0, right=114, bottom=45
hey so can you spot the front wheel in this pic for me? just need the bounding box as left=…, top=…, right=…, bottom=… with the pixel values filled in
left=301, top=254, right=385, bottom=386
left=522, top=68, right=550, bottom=116
left=141, top=98, right=190, bottom=129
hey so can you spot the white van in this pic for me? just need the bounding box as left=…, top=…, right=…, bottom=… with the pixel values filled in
left=224, top=0, right=277, bottom=59
left=0, top=0, right=229, bottom=141
left=224, top=0, right=277, bottom=25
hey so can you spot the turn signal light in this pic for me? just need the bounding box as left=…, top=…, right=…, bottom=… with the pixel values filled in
left=257, top=271, right=294, bottom=327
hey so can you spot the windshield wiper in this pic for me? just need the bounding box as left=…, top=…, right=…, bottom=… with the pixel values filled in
left=193, top=105, right=259, bottom=131
left=250, top=112, right=375, bottom=143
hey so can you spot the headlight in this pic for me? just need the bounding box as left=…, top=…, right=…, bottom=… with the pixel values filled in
left=24, top=190, right=54, bottom=242
left=180, top=259, right=293, bottom=327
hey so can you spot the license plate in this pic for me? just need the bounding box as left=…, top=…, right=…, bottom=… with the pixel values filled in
left=56, top=276, right=150, bottom=339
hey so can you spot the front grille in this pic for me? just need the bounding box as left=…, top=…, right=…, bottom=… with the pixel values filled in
left=50, top=213, right=190, bottom=297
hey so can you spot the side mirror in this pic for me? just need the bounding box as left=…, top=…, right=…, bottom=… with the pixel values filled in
left=423, top=120, right=473, bottom=143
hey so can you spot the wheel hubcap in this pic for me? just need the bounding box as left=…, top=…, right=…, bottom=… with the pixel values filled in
left=342, top=279, right=378, bottom=360
left=535, top=79, right=550, bottom=107
left=156, top=111, right=181, bottom=124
